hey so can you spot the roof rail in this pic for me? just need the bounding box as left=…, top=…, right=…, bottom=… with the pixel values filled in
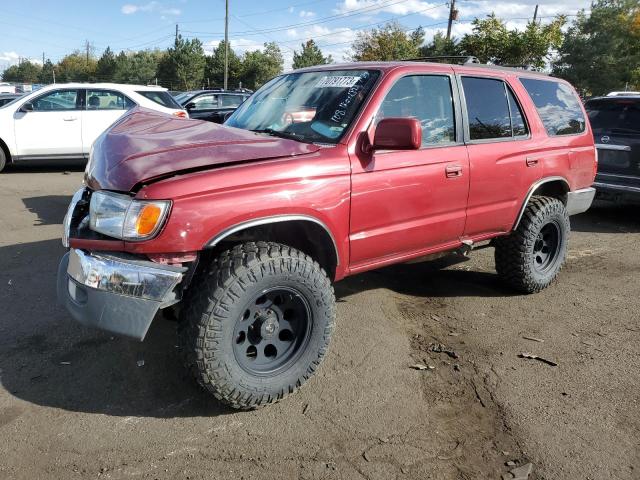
left=404, top=55, right=481, bottom=65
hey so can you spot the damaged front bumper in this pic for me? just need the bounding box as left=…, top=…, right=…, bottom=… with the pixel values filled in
left=57, top=248, right=185, bottom=340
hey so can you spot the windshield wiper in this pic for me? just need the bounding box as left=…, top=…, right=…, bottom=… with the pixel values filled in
left=251, top=128, right=312, bottom=143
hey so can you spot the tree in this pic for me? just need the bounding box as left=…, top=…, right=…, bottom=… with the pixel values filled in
left=96, top=47, right=117, bottom=82
left=156, top=35, right=205, bottom=90
left=204, top=40, right=242, bottom=88
left=241, top=42, right=284, bottom=90
left=292, top=39, right=332, bottom=69
left=350, top=21, right=424, bottom=61
left=420, top=32, right=462, bottom=58
left=1, top=60, right=42, bottom=83
left=554, top=0, right=640, bottom=95
left=114, top=50, right=163, bottom=85
left=56, top=51, right=97, bottom=82
left=459, top=14, right=565, bottom=68
left=38, top=59, right=55, bottom=83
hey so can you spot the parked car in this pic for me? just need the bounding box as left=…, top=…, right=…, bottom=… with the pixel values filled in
left=0, top=93, right=21, bottom=107
left=586, top=94, right=640, bottom=202
left=58, top=62, right=596, bottom=410
left=175, top=89, right=251, bottom=123
left=0, top=83, right=187, bottom=171
left=606, top=91, right=640, bottom=97
left=0, top=82, right=15, bottom=94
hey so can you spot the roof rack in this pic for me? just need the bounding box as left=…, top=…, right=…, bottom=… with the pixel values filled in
left=405, top=55, right=481, bottom=65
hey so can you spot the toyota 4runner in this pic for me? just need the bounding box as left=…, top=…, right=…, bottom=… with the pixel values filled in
left=57, top=62, right=597, bottom=409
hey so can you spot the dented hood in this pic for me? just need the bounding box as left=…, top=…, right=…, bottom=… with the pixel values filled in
left=85, top=108, right=320, bottom=192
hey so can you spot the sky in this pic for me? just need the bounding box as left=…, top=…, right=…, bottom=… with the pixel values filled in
left=0, top=0, right=592, bottom=73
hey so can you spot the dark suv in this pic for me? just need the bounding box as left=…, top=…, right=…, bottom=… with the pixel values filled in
left=586, top=95, right=640, bottom=202
left=175, top=89, right=252, bottom=123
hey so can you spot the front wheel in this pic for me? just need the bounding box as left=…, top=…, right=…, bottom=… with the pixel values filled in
left=494, top=196, right=570, bottom=293
left=179, top=242, right=336, bottom=409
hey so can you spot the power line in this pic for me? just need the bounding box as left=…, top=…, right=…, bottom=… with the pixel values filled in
left=181, top=0, right=447, bottom=36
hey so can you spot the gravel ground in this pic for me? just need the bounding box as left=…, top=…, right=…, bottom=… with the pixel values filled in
left=0, top=162, right=638, bottom=480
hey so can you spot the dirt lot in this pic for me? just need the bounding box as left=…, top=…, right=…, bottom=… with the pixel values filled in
left=0, top=162, right=638, bottom=480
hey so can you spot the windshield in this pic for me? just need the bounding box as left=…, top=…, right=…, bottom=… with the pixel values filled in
left=225, top=69, right=380, bottom=144
left=586, top=98, right=640, bottom=134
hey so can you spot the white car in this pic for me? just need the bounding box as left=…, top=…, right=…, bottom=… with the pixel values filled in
left=0, top=83, right=188, bottom=171
left=0, top=82, right=15, bottom=94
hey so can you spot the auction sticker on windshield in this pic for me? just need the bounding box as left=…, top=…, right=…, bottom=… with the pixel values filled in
left=315, top=76, right=362, bottom=88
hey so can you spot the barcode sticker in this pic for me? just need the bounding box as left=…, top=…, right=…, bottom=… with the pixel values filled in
left=315, top=76, right=361, bottom=88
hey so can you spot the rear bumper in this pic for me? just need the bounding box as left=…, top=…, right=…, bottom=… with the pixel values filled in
left=566, top=187, right=596, bottom=216
left=57, top=249, right=185, bottom=340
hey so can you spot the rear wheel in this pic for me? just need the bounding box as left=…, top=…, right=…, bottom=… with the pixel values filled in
left=179, top=242, right=336, bottom=409
left=495, top=196, right=569, bottom=293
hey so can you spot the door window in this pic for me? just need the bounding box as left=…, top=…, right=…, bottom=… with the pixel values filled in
left=86, top=90, right=135, bottom=110
left=377, top=75, right=456, bottom=146
left=31, top=90, right=79, bottom=111
left=190, top=94, right=218, bottom=110
left=220, top=94, right=245, bottom=108
left=519, top=78, right=585, bottom=136
left=462, top=77, right=513, bottom=140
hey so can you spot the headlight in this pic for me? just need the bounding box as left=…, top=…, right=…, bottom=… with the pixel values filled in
left=89, top=191, right=170, bottom=241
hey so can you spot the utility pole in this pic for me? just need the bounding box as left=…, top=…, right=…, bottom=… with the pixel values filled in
left=42, top=52, right=45, bottom=66
left=224, top=0, right=229, bottom=90
left=446, top=0, right=456, bottom=40
left=175, top=24, right=179, bottom=43
left=533, top=4, right=539, bottom=23
left=85, top=40, right=90, bottom=65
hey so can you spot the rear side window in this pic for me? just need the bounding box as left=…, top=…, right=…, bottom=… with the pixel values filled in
left=136, top=90, right=182, bottom=109
left=86, top=90, right=135, bottom=110
left=520, top=78, right=585, bottom=136
left=377, top=75, right=456, bottom=146
left=585, top=99, right=640, bottom=134
left=220, top=95, right=245, bottom=108
left=462, top=77, right=513, bottom=140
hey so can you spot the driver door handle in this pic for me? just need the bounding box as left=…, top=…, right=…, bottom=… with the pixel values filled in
left=445, top=165, right=463, bottom=178
left=63, top=116, right=78, bottom=121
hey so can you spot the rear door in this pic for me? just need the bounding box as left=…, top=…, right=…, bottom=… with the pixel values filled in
left=14, top=88, right=83, bottom=157
left=459, top=75, right=541, bottom=237
left=586, top=97, right=640, bottom=190
left=81, top=89, right=135, bottom=154
left=349, top=72, right=470, bottom=269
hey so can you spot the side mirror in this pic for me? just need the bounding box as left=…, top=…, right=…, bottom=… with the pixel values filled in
left=185, top=102, right=196, bottom=111
left=20, top=102, right=34, bottom=113
left=372, top=117, right=421, bottom=150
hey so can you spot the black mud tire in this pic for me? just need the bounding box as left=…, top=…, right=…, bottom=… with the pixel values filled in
left=494, top=196, right=569, bottom=294
left=178, top=242, right=336, bottom=410
left=0, top=147, right=6, bottom=172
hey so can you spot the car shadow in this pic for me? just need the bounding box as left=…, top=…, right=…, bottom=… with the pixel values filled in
left=0, top=238, right=232, bottom=419
left=571, top=201, right=640, bottom=234
left=4, top=159, right=86, bottom=173
left=335, top=253, right=517, bottom=302
left=22, top=195, right=73, bottom=226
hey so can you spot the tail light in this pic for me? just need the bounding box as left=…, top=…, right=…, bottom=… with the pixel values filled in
left=172, top=110, right=188, bottom=119
left=593, top=146, right=598, bottom=179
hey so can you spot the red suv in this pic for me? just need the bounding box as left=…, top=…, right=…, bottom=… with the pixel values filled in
left=58, top=62, right=596, bottom=409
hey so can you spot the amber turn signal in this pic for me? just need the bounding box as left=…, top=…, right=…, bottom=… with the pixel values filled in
left=135, top=204, right=163, bottom=236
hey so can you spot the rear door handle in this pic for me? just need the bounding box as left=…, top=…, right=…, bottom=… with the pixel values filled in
left=526, top=156, right=539, bottom=167
left=445, top=165, right=463, bottom=178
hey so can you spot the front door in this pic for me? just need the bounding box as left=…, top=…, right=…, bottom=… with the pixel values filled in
left=349, top=74, right=470, bottom=270
left=14, top=89, right=83, bottom=157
